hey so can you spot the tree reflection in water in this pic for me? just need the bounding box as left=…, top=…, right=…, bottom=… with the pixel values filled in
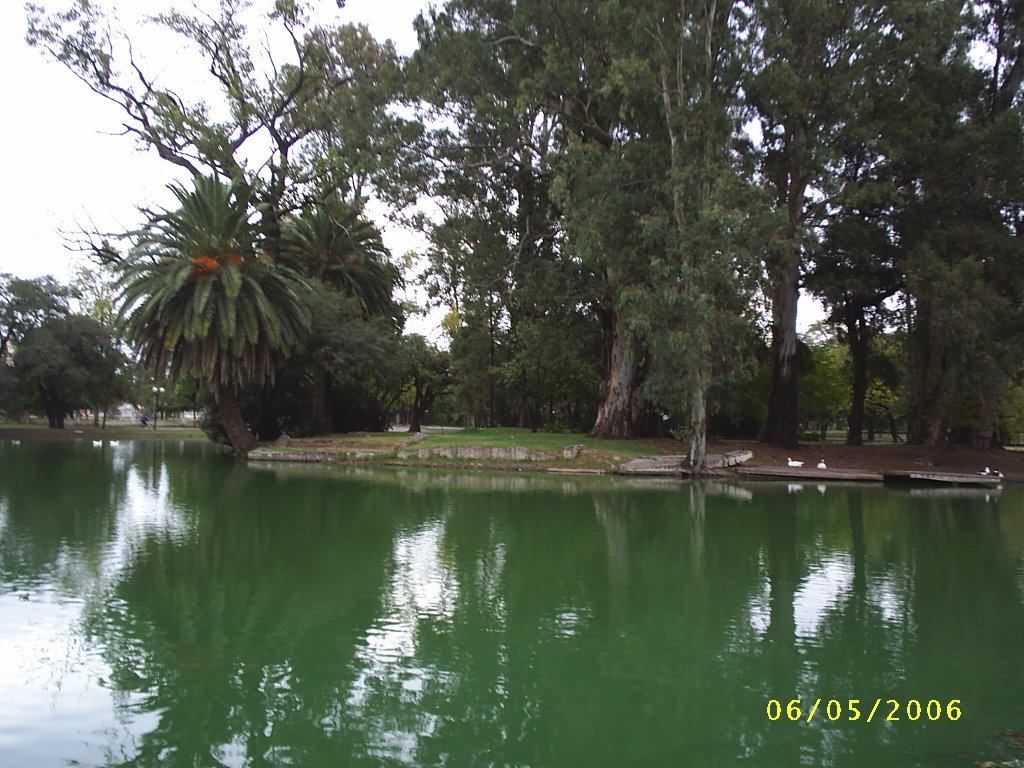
left=1, top=445, right=1023, bottom=767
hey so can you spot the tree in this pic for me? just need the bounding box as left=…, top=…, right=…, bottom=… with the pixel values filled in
left=619, top=0, right=762, bottom=469
left=117, top=176, right=312, bottom=454
left=402, top=334, right=448, bottom=433
left=799, top=328, right=850, bottom=442
left=412, top=0, right=588, bottom=432
left=26, top=1, right=414, bottom=255
left=0, top=274, right=73, bottom=362
left=282, top=198, right=401, bottom=434
left=1, top=275, right=75, bottom=420
left=746, top=0, right=884, bottom=448
left=892, top=0, right=1024, bottom=446
left=14, top=313, right=122, bottom=429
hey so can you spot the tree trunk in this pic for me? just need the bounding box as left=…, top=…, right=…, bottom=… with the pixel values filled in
left=886, top=409, right=902, bottom=442
left=409, top=392, right=422, bottom=433
left=516, top=389, right=532, bottom=430
left=590, top=309, right=641, bottom=439
left=761, top=260, right=800, bottom=448
left=969, top=370, right=1007, bottom=449
left=217, top=382, right=257, bottom=456
left=846, top=327, right=869, bottom=446
left=688, top=373, right=708, bottom=473
left=309, top=361, right=330, bottom=436
left=906, top=303, right=948, bottom=445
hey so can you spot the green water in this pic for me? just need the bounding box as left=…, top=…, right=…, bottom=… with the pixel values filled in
left=1, top=440, right=1023, bottom=767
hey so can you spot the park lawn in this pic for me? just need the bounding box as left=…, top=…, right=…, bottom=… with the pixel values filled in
left=275, top=428, right=676, bottom=470
left=1, top=421, right=208, bottom=441
left=413, top=428, right=672, bottom=460
left=307, top=432, right=410, bottom=451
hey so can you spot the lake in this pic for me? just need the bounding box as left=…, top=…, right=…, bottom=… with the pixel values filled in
left=1, top=439, right=1022, bottom=767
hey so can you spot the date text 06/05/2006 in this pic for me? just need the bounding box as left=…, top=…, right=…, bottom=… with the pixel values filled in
left=766, top=699, right=962, bottom=724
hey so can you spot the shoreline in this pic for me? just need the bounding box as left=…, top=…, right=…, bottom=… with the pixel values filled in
left=4, top=425, right=1022, bottom=483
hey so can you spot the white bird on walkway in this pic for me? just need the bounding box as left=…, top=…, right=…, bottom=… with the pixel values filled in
left=109, top=440, right=120, bottom=446
left=11, top=440, right=20, bottom=446
left=817, top=459, right=827, bottom=469
left=787, top=458, right=804, bottom=468
left=92, top=440, right=102, bottom=447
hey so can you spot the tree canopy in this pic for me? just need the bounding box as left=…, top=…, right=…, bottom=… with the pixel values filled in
left=19, top=0, right=1024, bottom=460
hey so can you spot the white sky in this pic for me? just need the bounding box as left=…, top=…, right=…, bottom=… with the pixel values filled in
left=0, top=0, right=430, bottom=272
left=0, top=0, right=823, bottom=336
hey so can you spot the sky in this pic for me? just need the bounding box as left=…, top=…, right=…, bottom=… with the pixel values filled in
left=1, top=0, right=824, bottom=335
left=0, top=1, right=431, bottom=271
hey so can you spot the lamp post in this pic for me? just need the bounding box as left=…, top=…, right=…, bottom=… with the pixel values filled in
left=152, top=386, right=166, bottom=430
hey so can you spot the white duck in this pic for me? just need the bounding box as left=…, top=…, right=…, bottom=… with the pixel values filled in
left=786, top=458, right=804, bottom=468
left=817, top=459, right=827, bottom=469
left=92, top=440, right=102, bottom=447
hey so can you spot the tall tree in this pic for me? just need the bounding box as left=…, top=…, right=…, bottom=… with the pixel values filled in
left=746, top=0, right=881, bottom=448
left=623, top=0, right=761, bottom=469
left=117, top=176, right=312, bottom=454
left=894, top=0, right=1024, bottom=446
left=412, top=0, right=584, bottom=431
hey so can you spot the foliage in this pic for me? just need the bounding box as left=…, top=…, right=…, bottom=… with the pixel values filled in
left=23, top=0, right=1024, bottom=455
left=118, top=176, right=312, bottom=388
left=116, top=176, right=312, bottom=453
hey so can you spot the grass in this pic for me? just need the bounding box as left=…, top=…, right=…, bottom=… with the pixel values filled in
left=412, top=427, right=669, bottom=458
left=2, top=419, right=208, bottom=441
left=264, top=427, right=679, bottom=471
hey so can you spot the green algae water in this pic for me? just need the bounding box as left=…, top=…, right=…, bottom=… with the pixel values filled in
left=1, top=440, right=1023, bottom=767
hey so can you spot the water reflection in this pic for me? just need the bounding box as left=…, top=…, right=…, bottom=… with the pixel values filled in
left=1, top=443, right=1023, bottom=767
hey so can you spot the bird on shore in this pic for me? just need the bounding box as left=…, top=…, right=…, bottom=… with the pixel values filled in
left=817, top=459, right=827, bottom=469
left=980, top=467, right=1004, bottom=479
left=787, top=458, right=804, bottom=467
left=109, top=440, right=120, bottom=446
left=92, top=440, right=102, bottom=447
left=10, top=440, right=19, bottom=446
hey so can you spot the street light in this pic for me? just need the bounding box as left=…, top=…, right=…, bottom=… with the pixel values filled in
left=152, top=386, right=166, bottom=430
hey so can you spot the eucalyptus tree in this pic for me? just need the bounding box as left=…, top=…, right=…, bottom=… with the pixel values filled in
left=413, top=0, right=664, bottom=437
left=117, top=176, right=312, bottom=454
left=892, top=0, right=1024, bottom=446
left=612, top=0, right=763, bottom=469
left=804, top=55, right=904, bottom=446
left=744, top=0, right=889, bottom=448
left=412, top=0, right=581, bottom=430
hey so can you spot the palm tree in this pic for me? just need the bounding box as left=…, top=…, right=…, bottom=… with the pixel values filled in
left=282, top=198, right=401, bottom=433
left=117, top=176, right=312, bottom=455
left=283, top=198, right=400, bottom=317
